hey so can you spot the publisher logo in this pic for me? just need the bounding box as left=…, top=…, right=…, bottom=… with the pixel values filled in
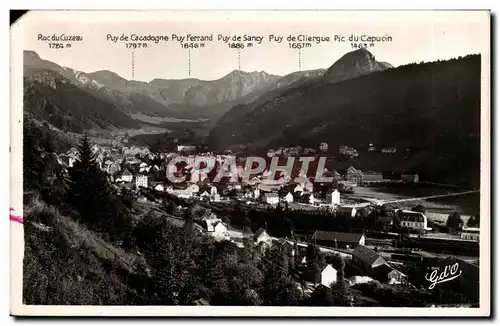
left=425, top=263, right=463, bottom=289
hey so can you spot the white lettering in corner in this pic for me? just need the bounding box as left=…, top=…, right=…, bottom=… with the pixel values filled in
left=425, top=262, right=463, bottom=289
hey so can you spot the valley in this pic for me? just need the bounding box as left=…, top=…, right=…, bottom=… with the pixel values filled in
left=17, top=10, right=488, bottom=312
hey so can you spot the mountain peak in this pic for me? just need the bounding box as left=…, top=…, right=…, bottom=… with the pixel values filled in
left=348, top=48, right=375, bottom=60
left=24, top=50, right=41, bottom=60
left=90, top=69, right=123, bottom=78
left=88, top=70, right=128, bottom=84
left=323, top=49, right=391, bottom=80
left=224, top=69, right=247, bottom=77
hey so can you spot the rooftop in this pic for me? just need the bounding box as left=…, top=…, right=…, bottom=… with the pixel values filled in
left=352, top=245, right=386, bottom=266
left=254, top=227, right=268, bottom=240
left=311, top=231, right=364, bottom=243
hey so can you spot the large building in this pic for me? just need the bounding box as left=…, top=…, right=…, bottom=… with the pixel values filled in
left=311, top=231, right=365, bottom=249
left=460, top=227, right=480, bottom=241
left=352, top=245, right=408, bottom=284
left=345, top=166, right=363, bottom=184
left=121, top=169, right=133, bottom=183
left=136, top=175, right=148, bottom=188
left=339, top=145, right=359, bottom=157
left=352, top=245, right=388, bottom=274
left=264, top=192, right=279, bottom=205
left=397, top=210, right=428, bottom=231
left=381, top=148, right=397, bottom=154
left=362, top=172, right=383, bottom=182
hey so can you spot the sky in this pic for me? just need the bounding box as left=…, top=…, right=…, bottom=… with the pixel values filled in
left=19, top=10, right=489, bottom=82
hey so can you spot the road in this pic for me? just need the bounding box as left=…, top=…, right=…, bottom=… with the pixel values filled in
left=353, top=190, right=480, bottom=206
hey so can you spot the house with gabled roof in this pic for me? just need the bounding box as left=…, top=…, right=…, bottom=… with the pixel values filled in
left=387, top=269, right=408, bottom=285
left=272, top=239, right=294, bottom=256
left=121, top=169, right=133, bottom=183
left=284, top=192, right=294, bottom=203
left=198, top=214, right=230, bottom=241
left=321, top=264, right=338, bottom=288
left=211, top=221, right=230, bottom=241
left=199, top=191, right=210, bottom=200
left=153, top=183, right=165, bottom=192
left=345, top=166, right=363, bottom=184
left=254, top=227, right=272, bottom=247
left=264, top=192, right=279, bottom=205
left=327, top=189, right=341, bottom=205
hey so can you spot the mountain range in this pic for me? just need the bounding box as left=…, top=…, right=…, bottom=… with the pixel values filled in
left=23, top=48, right=394, bottom=129
left=24, top=50, right=336, bottom=125
left=23, top=49, right=480, bottom=186
left=209, top=53, right=481, bottom=187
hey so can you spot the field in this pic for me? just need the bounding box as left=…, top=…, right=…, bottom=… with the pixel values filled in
left=352, top=185, right=479, bottom=224
left=129, top=113, right=208, bottom=125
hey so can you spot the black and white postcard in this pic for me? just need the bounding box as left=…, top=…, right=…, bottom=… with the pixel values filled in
left=9, top=10, right=491, bottom=317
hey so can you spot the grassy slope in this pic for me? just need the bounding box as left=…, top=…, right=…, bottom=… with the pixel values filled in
left=23, top=193, right=149, bottom=305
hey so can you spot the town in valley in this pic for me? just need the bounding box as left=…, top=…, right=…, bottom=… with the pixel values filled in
left=21, top=17, right=484, bottom=308
left=31, top=129, right=479, bottom=307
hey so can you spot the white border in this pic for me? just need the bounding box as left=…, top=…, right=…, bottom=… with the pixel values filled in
left=9, top=9, right=491, bottom=318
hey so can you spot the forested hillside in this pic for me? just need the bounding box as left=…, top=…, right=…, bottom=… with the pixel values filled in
left=209, top=55, right=481, bottom=187
left=24, top=70, right=141, bottom=133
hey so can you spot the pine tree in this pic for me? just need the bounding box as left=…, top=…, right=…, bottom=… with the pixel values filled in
left=23, top=119, right=46, bottom=191
left=293, top=238, right=301, bottom=267
left=332, top=257, right=352, bottom=306
left=259, top=246, right=296, bottom=305
left=43, top=162, right=69, bottom=207
left=196, top=244, right=218, bottom=299
left=309, top=284, right=336, bottom=306
left=68, top=134, right=103, bottom=222
left=68, top=134, right=130, bottom=238
left=446, top=212, right=464, bottom=233
left=466, top=214, right=480, bottom=228
left=241, top=215, right=256, bottom=264
left=309, top=262, right=321, bottom=286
